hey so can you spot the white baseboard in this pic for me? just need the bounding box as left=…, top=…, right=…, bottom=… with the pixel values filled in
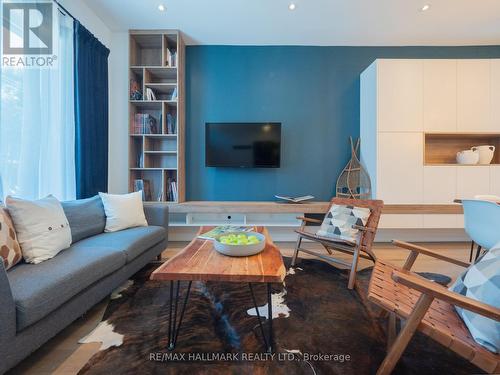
left=168, top=226, right=469, bottom=243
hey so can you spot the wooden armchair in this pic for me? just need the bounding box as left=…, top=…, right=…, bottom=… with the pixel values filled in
left=291, top=198, right=384, bottom=289
left=368, top=240, right=500, bottom=375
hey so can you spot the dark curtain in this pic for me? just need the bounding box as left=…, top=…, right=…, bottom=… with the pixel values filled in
left=74, top=21, right=110, bottom=199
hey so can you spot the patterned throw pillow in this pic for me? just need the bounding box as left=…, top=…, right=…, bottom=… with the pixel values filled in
left=449, top=246, right=500, bottom=353
left=316, top=204, right=372, bottom=245
left=0, top=205, right=22, bottom=270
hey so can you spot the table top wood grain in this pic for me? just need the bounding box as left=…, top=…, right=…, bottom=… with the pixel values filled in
left=150, top=226, right=286, bottom=283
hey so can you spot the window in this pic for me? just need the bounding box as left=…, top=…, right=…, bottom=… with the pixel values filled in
left=0, top=8, right=75, bottom=200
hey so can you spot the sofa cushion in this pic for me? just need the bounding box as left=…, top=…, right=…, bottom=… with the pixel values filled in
left=62, top=196, right=106, bottom=243
left=6, top=195, right=72, bottom=264
left=7, top=243, right=126, bottom=331
left=0, top=205, right=22, bottom=270
left=75, top=226, right=165, bottom=263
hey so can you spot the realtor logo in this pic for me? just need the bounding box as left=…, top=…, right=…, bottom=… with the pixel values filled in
left=2, top=1, right=57, bottom=67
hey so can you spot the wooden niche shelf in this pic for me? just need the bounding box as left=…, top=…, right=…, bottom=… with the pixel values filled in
left=424, top=133, right=500, bottom=165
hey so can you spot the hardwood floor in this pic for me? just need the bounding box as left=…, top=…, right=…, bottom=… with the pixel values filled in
left=8, top=241, right=471, bottom=375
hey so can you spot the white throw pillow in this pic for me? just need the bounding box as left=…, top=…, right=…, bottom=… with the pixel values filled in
left=6, top=195, right=72, bottom=264
left=99, top=191, right=148, bottom=232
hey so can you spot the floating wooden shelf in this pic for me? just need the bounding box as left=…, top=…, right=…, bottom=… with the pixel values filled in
left=424, top=133, right=500, bottom=165
left=164, top=201, right=463, bottom=215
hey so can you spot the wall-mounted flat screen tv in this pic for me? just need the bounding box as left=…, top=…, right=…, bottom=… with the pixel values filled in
left=205, top=122, right=281, bottom=168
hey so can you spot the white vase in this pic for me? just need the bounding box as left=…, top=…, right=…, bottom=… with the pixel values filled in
left=456, top=149, right=479, bottom=165
left=471, top=145, right=495, bottom=164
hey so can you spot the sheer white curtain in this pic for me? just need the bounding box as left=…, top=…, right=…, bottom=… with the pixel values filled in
left=0, top=10, right=75, bottom=201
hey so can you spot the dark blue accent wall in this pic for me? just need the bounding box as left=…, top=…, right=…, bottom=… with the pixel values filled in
left=186, top=45, right=500, bottom=201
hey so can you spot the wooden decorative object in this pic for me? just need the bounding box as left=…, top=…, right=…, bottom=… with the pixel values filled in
left=336, top=137, right=371, bottom=199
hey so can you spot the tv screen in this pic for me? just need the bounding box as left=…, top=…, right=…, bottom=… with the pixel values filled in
left=205, top=122, right=281, bottom=168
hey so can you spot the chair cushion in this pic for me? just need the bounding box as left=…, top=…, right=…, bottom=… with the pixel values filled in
left=316, top=204, right=371, bottom=245
left=72, top=226, right=165, bottom=263
left=449, top=246, right=500, bottom=353
left=62, top=195, right=106, bottom=243
left=7, top=243, right=126, bottom=331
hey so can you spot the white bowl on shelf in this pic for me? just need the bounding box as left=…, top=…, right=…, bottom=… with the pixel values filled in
left=456, top=149, right=479, bottom=165
left=213, top=231, right=266, bottom=257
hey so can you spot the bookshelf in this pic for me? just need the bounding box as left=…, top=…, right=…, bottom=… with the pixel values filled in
left=128, top=30, right=185, bottom=203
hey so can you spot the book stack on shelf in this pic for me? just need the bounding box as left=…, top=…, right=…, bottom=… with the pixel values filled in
left=129, top=30, right=184, bottom=203
left=133, top=113, right=160, bottom=134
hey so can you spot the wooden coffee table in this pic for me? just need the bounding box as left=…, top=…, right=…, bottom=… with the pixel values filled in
left=151, top=226, right=285, bottom=353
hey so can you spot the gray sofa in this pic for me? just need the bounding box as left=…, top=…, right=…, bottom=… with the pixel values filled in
left=0, top=196, right=168, bottom=374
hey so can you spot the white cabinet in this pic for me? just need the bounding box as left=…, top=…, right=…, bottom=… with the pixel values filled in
left=361, top=58, right=499, bottom=230
left=423, top=60, right=457, bottom=132
left=456, top=167, right=491, bottom=199
left=378, top=60, right=423, bottom=132
left=457, top=60, right=491, bottom=132
left=491, top=60, right=500, bottom=131
left=378, top=132, right=423, bottom=203
left=490, top=166, right=500, bottom=197
left=423, top=166, right=457, bottom=203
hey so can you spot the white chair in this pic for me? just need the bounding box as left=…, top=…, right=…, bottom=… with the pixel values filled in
left=462, top=199, right=500, bottom=261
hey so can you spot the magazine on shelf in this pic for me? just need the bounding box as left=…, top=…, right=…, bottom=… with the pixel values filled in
left=198, top=226, right=254, bottom=240
left=275, top=195, right=315, bottom=203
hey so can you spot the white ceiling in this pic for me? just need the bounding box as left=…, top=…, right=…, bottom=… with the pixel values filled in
left=84, top=0, right=500, bottom=46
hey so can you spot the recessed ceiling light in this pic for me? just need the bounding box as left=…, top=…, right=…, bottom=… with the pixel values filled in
left=421, top=4, right=431, bottom=11
left=158, top=4, right=166, bottom=12
left=288, top=3, right=296, bottom=11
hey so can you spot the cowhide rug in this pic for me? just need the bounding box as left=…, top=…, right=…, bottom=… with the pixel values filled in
left=78, top=258, right=482, bottom=375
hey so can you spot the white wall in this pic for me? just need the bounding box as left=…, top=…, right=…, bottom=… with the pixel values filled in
left=60, top=0, right=128, bottom=193
left=107, top=32, right=129, bottom=193
left=59, top=0, right=111, bottom=46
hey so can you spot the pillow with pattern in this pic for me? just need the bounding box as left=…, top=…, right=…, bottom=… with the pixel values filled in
left=449, top=245, right=500, bottom=353
left=0, top=205, right=22, bottom=270
left=316, top=204, right=371, bottom=245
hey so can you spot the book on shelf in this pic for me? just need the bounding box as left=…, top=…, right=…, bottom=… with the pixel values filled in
left=133, top=179, right=152, bottom=201
left=136, top=153, right=144, bottom=168
left=165, top=174, right=177, bottom=202
left=133, top=113, right=159, bottom=134
left=166, top=113, right=176, bottom=134
left=170, top=87, right=178, bottom=101
left=198, top=226, right=253, bottom=240
left=145, top=87, right=156, bottom=101
left=165, top=48, right=177, bottom=67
